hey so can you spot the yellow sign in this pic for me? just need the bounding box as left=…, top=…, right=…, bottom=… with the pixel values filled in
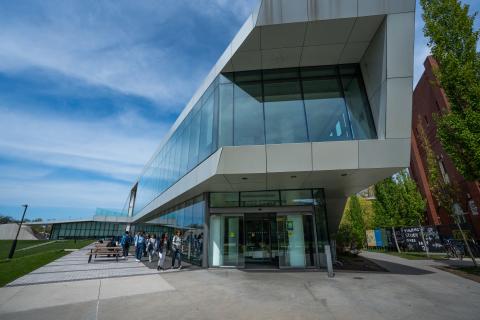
left=366, top=230, right=376, bottom=247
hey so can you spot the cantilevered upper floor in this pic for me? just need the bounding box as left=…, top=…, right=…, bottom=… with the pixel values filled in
left=126, top=0, right=415, bottom=232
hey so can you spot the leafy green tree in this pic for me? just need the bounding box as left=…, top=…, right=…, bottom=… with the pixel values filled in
left=337, top=196, right=366, bottom=251
left=0, top=215, right=16, bottom=224
left=421, top=0, right=480, bottom=181
left=373, top=172, right=426, bottom=252
left=396, top=171, right=427, bottom=226
left=417, top=120, right=478, bottom=267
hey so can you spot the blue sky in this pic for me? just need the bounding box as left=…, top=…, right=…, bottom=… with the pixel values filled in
left=0, top=0, right=479, bottom=221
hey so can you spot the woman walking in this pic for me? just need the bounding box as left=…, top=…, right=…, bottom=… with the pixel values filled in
left=147, top=234, right=156, bottom=263
left=157, top=233, right=168, bottom=271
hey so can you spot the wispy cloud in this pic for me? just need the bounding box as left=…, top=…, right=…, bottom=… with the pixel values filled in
left=0, top=0, right=256, bottom=108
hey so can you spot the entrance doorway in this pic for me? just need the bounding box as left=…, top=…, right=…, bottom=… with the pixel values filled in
left=209, top=210, right=317, bottom=269
left=244, top=213, right=277, bottom=268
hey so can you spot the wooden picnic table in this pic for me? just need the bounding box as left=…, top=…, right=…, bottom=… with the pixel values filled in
left=87, top=244, right=123, bottom=263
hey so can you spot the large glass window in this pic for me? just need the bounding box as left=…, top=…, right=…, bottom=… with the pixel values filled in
left=133, top=64, right=376, bottom=215
left=198, top=91, right=215, bottom=162
left=303, top=77, right=351, bottom=141
left=341, top=75, right=376, bottom=139
left=218, top=84, right=234, bottom=147
left=187, top=110, right=201, bottom=171
left=264, top=76, right=308, bottom=144
left=233, top=80, right=265, bottom=146
left=210, top=192, right=239, bottom=208
left=240, top=191, right=280, bottom=207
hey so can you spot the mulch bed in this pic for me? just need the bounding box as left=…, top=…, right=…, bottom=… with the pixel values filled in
left=335, top=253, right=388, bottom=272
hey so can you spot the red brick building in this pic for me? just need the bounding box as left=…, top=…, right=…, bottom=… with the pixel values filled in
left=410, top=56, right=480, bottom=240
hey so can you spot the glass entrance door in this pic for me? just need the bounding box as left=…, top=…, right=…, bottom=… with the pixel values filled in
left=209, top=214, right=244, bottom=267
left=244, top=213, right=278, bottom=268
left=277, top=213, right=316, bottom=268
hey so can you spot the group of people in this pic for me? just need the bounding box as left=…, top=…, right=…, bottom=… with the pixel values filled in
left=120, top=230, right=183, bottom=271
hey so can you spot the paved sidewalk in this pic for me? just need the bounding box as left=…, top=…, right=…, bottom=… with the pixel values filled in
left=7, top=244, right=159, bottom=286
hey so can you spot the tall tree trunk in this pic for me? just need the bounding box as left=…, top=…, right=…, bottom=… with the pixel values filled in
left=392, top=227, right=401, bottom=253
left=455, top=220, right=478, bottom=267
left=419, top=223, right=430, bottom=258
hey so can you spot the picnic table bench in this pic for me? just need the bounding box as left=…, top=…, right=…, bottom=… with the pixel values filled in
left=87, top=243, right=123, bottom=263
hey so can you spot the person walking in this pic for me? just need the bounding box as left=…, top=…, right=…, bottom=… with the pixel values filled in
left=157, top=233, right=168, bottom=271
left=147, top=234, right=156, bottom=263
left=135, top=231, right=145, bottom=262
left=171, top=230, right=182, bottom=270
left=120, top=231, right=131, bottom=258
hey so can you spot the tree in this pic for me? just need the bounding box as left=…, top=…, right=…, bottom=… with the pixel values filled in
left=337, top=196, right=366, bottom=251
left=417, top=120, right=478, bottom=267
left=0, top=215, right=16, bottom=224
left=421, top=0, right=480, bottom=181
left=373, top=172, right=426, bottom=252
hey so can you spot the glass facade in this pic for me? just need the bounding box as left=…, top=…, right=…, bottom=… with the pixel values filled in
left=50, top=221, right=129, bottom=240
left=49, top=196, right=205, bottom=266
left=146, top=195, right=205, bottom=265
left=134, top=65, right=375, bottom=215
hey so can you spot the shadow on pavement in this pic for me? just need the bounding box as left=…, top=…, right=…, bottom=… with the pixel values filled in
left=362, top=258, right=434, bottom=275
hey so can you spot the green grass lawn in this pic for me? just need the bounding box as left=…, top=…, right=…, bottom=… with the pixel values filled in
left=0, top=240, right=93, bottom=287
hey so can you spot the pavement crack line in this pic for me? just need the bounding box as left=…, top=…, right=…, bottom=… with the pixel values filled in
left=95, top=279, right=102, bottom=320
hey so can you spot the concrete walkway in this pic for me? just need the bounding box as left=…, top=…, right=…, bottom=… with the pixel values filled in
left=6, top=243, right=161, bottom=286
left=1, top=251, right=479, bottom=320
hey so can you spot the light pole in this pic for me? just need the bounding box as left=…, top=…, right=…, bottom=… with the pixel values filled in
left=8, top=204, right=29, bottom=259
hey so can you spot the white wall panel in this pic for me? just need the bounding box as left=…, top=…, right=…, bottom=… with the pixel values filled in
left=358, top=0, right=387, bottom=16
left=231, top=51, right=262, bottom=71
left=266, top=143, right=313, bottom=173
left=308, top=0, right=358, bottom=20
left=386, top=12, right=414, bottom=78
left=256, top=0, right=282, bottom=25
left=386, top=77, right=413, bottom=139
left=312, top=141, right=359, bottom=171
left=218, top=146, right=267, bottom=175
left=304, top=18, right=355, bottom=46
left=339, top=41, right=369, bottom=63
left=301, top=44, right=344, bottom=66
left=261, top=23, right=306, bottom=49
left=387, top=0, right=415, bottom=14
left=261, top=47, right=302, bottom=69
left=359, top=139, right=410, bottom=169
left=348, top=15, right=385, bottom=42
left=281, top=0, right=309, bottom=23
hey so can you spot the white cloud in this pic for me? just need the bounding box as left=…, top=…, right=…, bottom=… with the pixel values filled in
left=0, top=106, right=168, bottom=182
left=0, top=0, right=257, bottom=108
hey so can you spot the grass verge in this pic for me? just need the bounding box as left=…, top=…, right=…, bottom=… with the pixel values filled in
left=370, top=250, right=448, bottom=260
left=437, top=266, right=480, bottom=284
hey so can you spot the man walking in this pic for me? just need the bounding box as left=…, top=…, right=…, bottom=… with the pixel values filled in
left=135, top=231, right=145, bottom=262
left=120, top=231, right=131, bottom=258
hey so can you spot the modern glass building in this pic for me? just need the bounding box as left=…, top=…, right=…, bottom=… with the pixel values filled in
left=122, top=0, right=414, bottom=270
